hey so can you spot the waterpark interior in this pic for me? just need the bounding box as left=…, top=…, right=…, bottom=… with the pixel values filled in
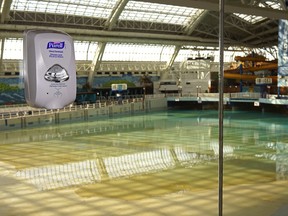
left=0, top=1, right=288, bottom=216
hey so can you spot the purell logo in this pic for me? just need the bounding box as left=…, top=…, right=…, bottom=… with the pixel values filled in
left=47, top=41, right=65, bottom=49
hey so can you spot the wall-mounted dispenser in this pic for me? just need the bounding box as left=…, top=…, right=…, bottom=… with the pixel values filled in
left=23, top=29, right=76, bottom=109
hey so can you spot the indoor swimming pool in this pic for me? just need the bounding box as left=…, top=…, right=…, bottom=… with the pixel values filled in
left=0, top=110, right=288, bottom=216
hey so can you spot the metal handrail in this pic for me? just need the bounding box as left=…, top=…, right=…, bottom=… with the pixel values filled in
left=0, top=92, right=273, bottom=120
left=166, top=92, right=263, bottom=99
left=0, top=97, right=146, bottom=120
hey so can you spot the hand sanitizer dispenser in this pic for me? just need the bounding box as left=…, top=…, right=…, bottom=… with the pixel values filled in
left=23, top=29, right=76, bottom=109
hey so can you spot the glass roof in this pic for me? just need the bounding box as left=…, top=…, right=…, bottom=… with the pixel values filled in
left=259, top=1, right=282, bottom=10
left=11, top=0, right=117, bottom=18
left=74, top=41, right=98, bottom=61
left=11, top=0, right=202, bottom=25
left=102, top=43, right=175, bottom=62
left=1, top=38, right=277, bottom=62
left=120, top=1, right=202, bottom=25
left=2, top=39, right=98, bottom=60
left=2, top=39, right=176, bottom=62
left=234, top=1, right=282, bottom=24
left=233, top=13, right=266, bottom=24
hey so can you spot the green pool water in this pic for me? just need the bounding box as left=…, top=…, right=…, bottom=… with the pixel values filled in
left=0, top=110, right=287, bottom=215
left=0, top=110, right=286, bottom=196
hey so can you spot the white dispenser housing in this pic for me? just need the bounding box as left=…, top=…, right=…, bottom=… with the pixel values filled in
left=23, top=29, right=76, bottom=109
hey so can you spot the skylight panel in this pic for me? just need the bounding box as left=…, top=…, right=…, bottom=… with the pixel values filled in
left=234, top=1, right=281, bottom=24
left=233, top=13, right=265, bottom=24
left=74, top=41, right=98, bottom=61
left=11, top=0, right=117, bottom=19
left=234, top=1, right=282, bottom=24
left=2, top=39, right=98, bottom=60
left=120, top=1, right=201, bottom=25
left=46, top=3, right=58, bottom=13
left=102, top=43, right=175, bottom=62
left=64, top=4, right=77, bottom=14
left=259, top=1, right=282, bottom=10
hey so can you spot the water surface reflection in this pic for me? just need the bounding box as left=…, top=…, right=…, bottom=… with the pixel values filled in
left=0, top=110, right=287, bottom=199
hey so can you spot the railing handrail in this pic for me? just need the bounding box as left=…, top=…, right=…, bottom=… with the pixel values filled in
left=0, top=96, right=146, bottom=120
left=166, top=92, right=263, bottom=99
left=0, top=92, right=279, bottom=120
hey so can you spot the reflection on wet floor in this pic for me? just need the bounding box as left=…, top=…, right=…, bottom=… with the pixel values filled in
left=0, top=110, right=288, bottom=215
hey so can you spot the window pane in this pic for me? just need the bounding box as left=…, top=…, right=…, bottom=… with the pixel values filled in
left=103, top=43, right=175, bottom=61
left=3, top=39, right=23, bottom=60
left=11, top=0, right=117, bottom=19
left=120, top=1, right=202, bottom=25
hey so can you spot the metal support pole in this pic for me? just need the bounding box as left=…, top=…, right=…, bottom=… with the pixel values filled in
left=239, top=64, right=243, bottom=92
left=218, top=0, right=224, bottom=215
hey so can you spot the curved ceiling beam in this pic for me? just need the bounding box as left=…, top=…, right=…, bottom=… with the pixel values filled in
left=0, top=0, right=12, bottom=23
left=105, top=0, right=129, bottom=30
left=241, top=27, right=278, bottom=43
left=0, top=31, right=222, bottom=48
left=165, top=45, right=181, bottom=70
left=140, top=0, right=288, bottom=20
left=164, top=10, right=209, bottom=72
left=183, top=10, right=208, bottom=35
left=0, top=38, right=4, bottom=73
left=0, top=24, right=220, bottom=44
left=209, top=12, right=254, bottom=36
left=89, top=42, right=106, bottom=84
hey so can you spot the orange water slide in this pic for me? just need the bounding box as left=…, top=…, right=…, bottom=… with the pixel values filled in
left=224, top=63, right=277, bottom=74
left=224, top=62, right=278, bottom=83
left=234, top=56, right=267, bottom=62
left=223, top=73, right=277, bottom=83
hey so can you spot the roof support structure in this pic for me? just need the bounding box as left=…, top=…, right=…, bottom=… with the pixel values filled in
left=241, top=26, right=278, bottom=44
left=0, top=0, right=281, bottom=78
left=277, top=0, right=287, bottom=10
left=0, top=0, right=12, bottom=23
left=209, top=11, right=268, bottom=41
left=88, top=42, right=106, bottom=84
left=165, top=10, right=209, bottom=71
left=165, top=45, right=181, bottom=70
left=104, top=0, right=128, bottom=30
left=0, top=24, right=222, bottom=46
left=218, top=14, right=254, bottom=36
left=141, top=0, right=288, bottom=20
left=88, top=0, right=128, bottom=84
left=0, top=38, right=4, bottom=73
left=183, top=10, right=208, bottom=35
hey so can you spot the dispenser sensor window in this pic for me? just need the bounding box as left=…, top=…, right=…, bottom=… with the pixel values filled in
left=45, top=64, right=69, bottom=82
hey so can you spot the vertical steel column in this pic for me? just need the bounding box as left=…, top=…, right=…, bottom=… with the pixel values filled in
left=239, top=64, right=243, bottom=92
left=218, top=0, right=224, bottom=216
